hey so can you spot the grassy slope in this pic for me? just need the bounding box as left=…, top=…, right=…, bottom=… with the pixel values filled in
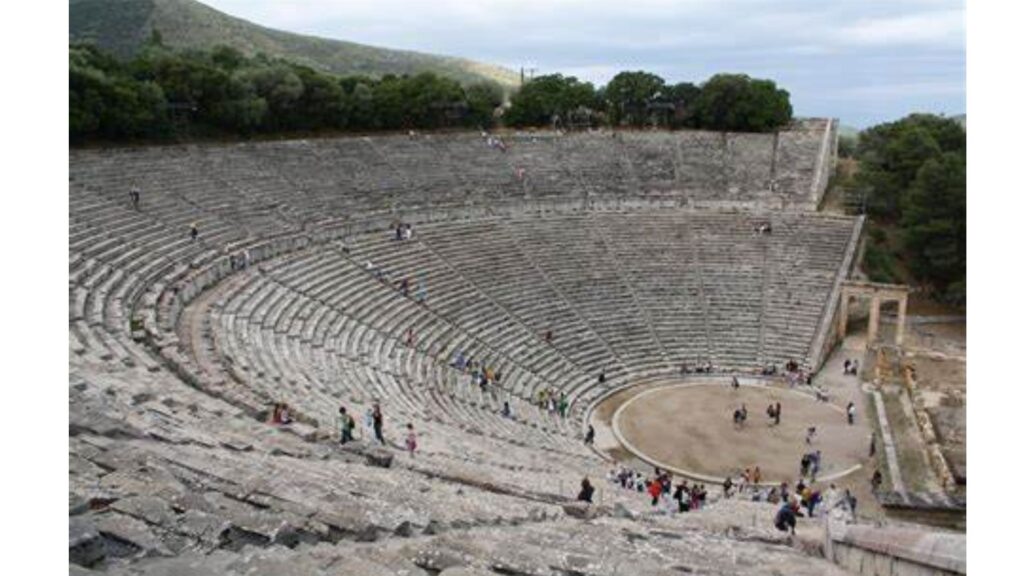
left=69, top=0, right=520, bottom=87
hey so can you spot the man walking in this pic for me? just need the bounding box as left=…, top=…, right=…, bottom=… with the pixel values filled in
left=372, top=403, right=385, bottom=444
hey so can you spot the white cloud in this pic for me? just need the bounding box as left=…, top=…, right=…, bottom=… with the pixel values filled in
left=837, top=9, right=965, bottom=47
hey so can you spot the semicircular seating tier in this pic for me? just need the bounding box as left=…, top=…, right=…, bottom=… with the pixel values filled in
left=69, top=121, right=858, bottom=444
left=68, top=123, right=874, bottom=570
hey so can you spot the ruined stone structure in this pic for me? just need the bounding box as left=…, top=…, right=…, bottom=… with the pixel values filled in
left=68, top=121, right=963, bottom=574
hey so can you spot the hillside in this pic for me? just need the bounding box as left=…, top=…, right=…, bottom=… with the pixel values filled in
left=69, top=0, right=520, bottom=87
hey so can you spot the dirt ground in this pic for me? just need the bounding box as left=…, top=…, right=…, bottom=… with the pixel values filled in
left=614, top=381, right=869, bottom=483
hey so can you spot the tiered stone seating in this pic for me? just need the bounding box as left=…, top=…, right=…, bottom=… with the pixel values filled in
left=68, top=122, right=866, bottom=574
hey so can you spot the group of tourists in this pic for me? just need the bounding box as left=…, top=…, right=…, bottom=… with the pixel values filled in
left=450, top=351, right=503, bottom=393
left=392, top=222, right=414, bottom=241
left=602, top=466, right=710, bottom=512
left=484, top=134, right=507, bottom=152
left=396, top=276, right=428, bottom=303
left=536, top=387, right=569, bottom=417
left=800, top=450, right=823, bottom=479
left=269, top=402, right=293, bottom=425
left=680, top=361, right=715, bottom=374
left=334, top=402, right=418, bottom=456
left=842, top=358, right=860, bottom=376
left=229, top=249, right=251, bottom=271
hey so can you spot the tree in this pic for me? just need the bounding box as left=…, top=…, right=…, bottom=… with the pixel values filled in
left=604, top=71, right=665, bottom=126
left=504, top=74, right=597, bottom=127
left=70, top=44, right=169, bottom=140
left=854, top=114, right=962, bottom=219
left=900, top=152, right=966, bottom=301
left=465, top=82, right=504, bottom=128
left=688, top=73, right=792, bottom=132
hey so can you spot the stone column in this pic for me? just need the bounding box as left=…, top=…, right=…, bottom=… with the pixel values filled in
left=895, top=295, right=908, bottom=346
left=867, top=295, right=881, bottom=345
left=838, top=292, right=850, bottom=340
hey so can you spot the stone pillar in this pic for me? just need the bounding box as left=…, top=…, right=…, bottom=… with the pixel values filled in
left=838, top=292, right=850, bottom=340
left=867, top=295, right=881, bottom=345
left=895, top=295, right=908, bottom=346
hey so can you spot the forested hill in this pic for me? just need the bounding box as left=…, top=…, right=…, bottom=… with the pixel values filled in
left=69, top=0, right=520, bottom=87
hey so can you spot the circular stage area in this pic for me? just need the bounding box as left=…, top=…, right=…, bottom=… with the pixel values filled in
left=611, top=379, right=863, bottom=483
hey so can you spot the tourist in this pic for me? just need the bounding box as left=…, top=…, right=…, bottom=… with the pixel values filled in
left=752, top=466, right=762, bottom=486
left=805, top=426, right=816, bottom=444
left=824, top=483, right=840, bottom=512
left=338, top=406, right=354, bottom=444
left=502, top=400, right=512, bottom=418
left=731, top=376, right=740, bottom=390
left=416, top=280, right=427, bottom=303
left=544, top=329, right=554, bottom=343
left=775, top=402, right=782, bottom=426
left=598, top=372, right=606, bottom=385
left=871, top=469, right=883, bottom=493
left=648, top=477, right=662, bottom=506
left=584, top=425, right=595, bottom=445
left=578, top=477, right=595, bottom=503
left=847, top=402, right=856, bottom=425
left=845, top=489, right=858, bottom=520
left=405, top=423, right=417, bottom=456
left=767, top=403, right=776, bottom=424
left=190, top=222, right=199, bottom=242
left=128, top=186, right=140, bottom=210
left=274, top=401, right=290, bottom=424
left=851, top=359, right=859, bottom=376
left=372, top=403, right=385, bottom=444
left=723, top=476, right=734, bottom=498
left=806, top=489, right=822, bottom=517
left=869, top=432, right=877, bottom=457
left=363, top=407, right=374, bottom=438
left=674, top=481, right=690, bottom=512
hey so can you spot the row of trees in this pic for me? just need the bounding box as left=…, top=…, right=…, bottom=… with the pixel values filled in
left=505, top=71, right=792, bottom=132
left=71, top=42, right=504, bottom=141
left=852, top=114, right=966, bottom=304
left=71, top=41, right=795, bottom=141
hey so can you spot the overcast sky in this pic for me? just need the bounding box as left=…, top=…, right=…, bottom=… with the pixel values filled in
left=202, top=0, right=965, bottom=128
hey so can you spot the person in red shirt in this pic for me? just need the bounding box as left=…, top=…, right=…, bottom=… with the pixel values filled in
left=648, top=478, right=662, bottom=506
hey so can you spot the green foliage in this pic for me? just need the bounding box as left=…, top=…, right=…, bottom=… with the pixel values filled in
left=604, top=71, right=665, bottom=126
left=504, top=74, right=598, bottom=128
left=70, top=44, right=801, bottom=141
left=70, top=44, right=169, bottom=140
left=854, top=114, right=965, bottom=220
left=901, top=152, right=966, bottom=298
left=70, top=43, right=501, bottom=140
left=687, top=74, right=792, bottom=132
left=838, top=135, right=856, bottom=158
left=465, top=82, right=504, bottom=128
left=863, top=241, right=898, bottom=284
left=852, top=114, right=966, bottom=303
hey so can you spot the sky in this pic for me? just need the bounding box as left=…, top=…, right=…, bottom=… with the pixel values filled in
left=201, top=0, right=965, bottom=129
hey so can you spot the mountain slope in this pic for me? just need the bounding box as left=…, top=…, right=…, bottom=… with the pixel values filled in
left=69, top=0, right=520, bottom=87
